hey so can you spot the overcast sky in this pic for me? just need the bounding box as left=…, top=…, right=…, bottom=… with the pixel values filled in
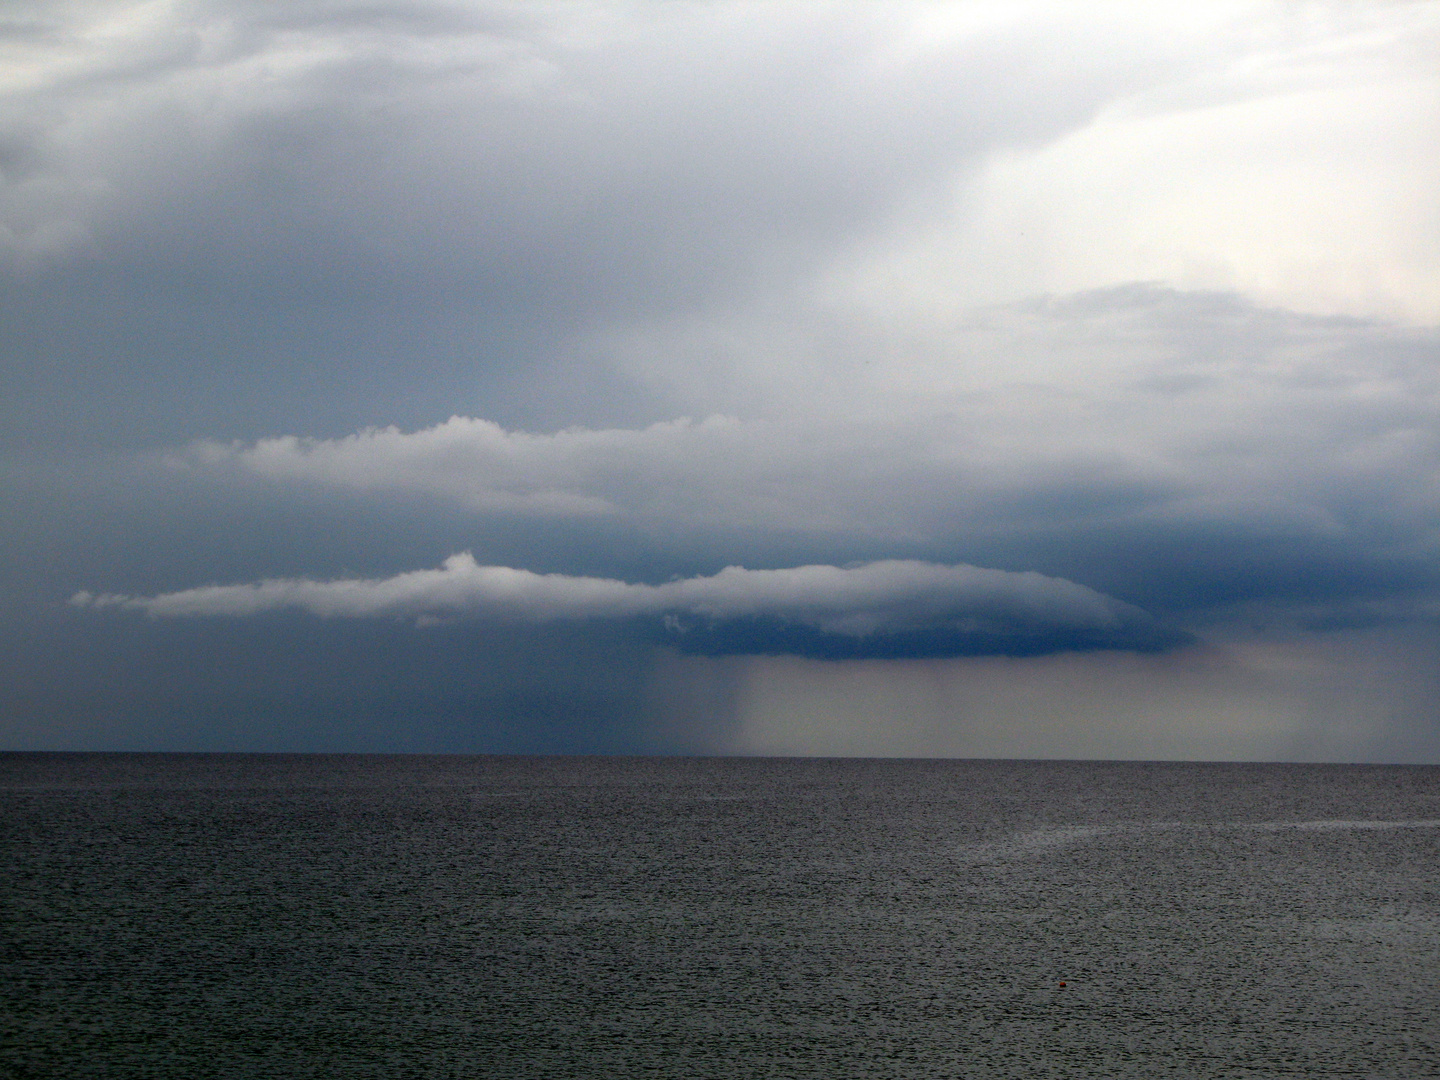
left=4, top=0, right=1438, bottom=759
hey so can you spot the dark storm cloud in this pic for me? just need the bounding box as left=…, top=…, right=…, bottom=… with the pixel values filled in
left=655, top=618, right=1189, bottom=662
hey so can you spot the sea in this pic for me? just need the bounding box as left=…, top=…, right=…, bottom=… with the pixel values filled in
left=1, top=753, right=1437, bottom=1078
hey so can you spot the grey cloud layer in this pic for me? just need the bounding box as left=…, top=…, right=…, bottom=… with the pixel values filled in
left=182, top=288, right=1440, bottom=572
left=74, top=553, right=1160, bottom=648
left=6, top=2, right=1323, bottom=454
left=2, top=2, right=1137, bottom=286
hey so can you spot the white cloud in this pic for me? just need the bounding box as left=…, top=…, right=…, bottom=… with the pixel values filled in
left=187, top=414, right=732, bottom=518
left=74, top=552, right=1151, bottom=639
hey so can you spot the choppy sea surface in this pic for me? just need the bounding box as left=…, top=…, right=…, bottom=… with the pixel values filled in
left=2, top=754, right=1438, bottom=1078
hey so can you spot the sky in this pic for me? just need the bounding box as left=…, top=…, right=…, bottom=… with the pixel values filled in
left=3, top=0, right=1438, bottom=759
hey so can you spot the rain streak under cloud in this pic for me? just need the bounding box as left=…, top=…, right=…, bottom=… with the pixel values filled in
left=3, top=0, right=1439, bottom=759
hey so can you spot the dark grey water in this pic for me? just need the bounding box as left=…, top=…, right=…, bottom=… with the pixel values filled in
left=2, top=754, right=1438, bottom=1078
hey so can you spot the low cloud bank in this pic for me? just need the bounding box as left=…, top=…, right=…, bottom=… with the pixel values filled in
left=72, top=555, right=1182, bottom=658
